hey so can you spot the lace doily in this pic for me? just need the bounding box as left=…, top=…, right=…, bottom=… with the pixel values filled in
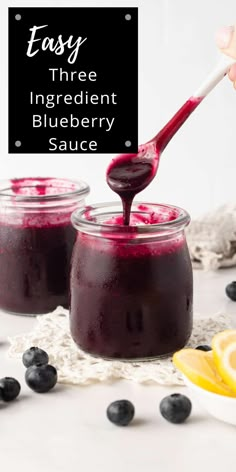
left=7, top=307, right=231, bottom=386
left=187, top=202, right=236, bottom=270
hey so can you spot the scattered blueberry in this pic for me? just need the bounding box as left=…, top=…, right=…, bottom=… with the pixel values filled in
left=159, top=393, right=192, bottom=424
left=0, top=377, right=21, bottom=402
left=107, top=400, right=135, bottom=426
left=25, top=364, right=57, bottom=393
left=225, top=281, right=236, bottom=301
left=22, top=347, right=49, bottom=368
left=195, top=345, right=212, bottom=352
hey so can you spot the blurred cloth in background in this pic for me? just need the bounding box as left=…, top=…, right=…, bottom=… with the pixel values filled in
left=187, top=203, right=236, bottom=269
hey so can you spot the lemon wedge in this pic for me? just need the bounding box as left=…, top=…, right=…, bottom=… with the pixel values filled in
left=173, top=348, right=236, bottom=397
left=215, top=341, right=236, bottom=392
left=212, top=330, right=236, bottom=368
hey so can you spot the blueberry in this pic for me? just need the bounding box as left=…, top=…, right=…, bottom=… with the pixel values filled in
left=226, top=281, right=236, bottom=301
left=195, top=345, right=212, bottom=352
left=0, top=377, right=21, bottom=402
left=25, top=364, right=57, bottom=393
left=160, top=393, right=192, bottom=424
left=22, top=347, right=49, bottom=368
left=107, top=400, right=135, bottom=426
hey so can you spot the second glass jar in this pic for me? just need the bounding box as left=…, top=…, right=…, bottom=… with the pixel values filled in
left=0, top=177, right=89, bottom=315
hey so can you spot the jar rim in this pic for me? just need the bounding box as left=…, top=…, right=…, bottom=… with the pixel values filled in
left=0, top=177, right=90, bottom=204
left=72, top=201, right=190, bottom=236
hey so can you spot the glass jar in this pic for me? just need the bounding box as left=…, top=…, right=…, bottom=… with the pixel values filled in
left=0, top=177, right=89, bottom=315
left=70, top=202, right=193, bottom=360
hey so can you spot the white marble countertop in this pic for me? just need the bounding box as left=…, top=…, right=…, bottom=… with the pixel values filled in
left=1, top=268, right=236, bottom=472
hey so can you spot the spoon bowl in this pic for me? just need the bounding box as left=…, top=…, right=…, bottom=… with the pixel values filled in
left=107, top=142, right=160, bottom=195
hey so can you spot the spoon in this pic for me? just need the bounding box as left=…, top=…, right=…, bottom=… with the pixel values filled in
left=107, top=54, right=236, bottom=225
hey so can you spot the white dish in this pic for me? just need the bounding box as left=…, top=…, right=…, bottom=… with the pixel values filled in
left=183, top=375, right=236, bottom=425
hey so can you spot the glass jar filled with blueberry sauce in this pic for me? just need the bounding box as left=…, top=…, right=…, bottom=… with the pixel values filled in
left=70, top=202, right=193, bottom=360
left=0, top=177, right=89, bottom=315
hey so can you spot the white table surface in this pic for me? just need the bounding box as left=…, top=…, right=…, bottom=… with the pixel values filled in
left=1, top=268, right=236, bottom=472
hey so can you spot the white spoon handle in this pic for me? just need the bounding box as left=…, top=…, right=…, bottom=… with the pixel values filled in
left=193, top=54, right=236, bottom=98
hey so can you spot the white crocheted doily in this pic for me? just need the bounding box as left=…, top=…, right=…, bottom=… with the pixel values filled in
left=8, top=307, right=231, bottom=386
left=187, top=202, right=236, bottom=270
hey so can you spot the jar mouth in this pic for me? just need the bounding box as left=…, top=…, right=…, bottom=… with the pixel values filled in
left=0, top=177, right=90, bottom=205
left=72, top=202, right=190, bottom=237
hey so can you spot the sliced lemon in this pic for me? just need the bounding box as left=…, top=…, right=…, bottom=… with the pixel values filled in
left=216, top=341, right=236, bottom=392
left=212, top=330, right=236, bottom=368
left=173, top=348, right=236, bottom=397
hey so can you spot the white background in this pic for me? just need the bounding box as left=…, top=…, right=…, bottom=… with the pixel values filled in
left=1, top=0, right=236, bottom=218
